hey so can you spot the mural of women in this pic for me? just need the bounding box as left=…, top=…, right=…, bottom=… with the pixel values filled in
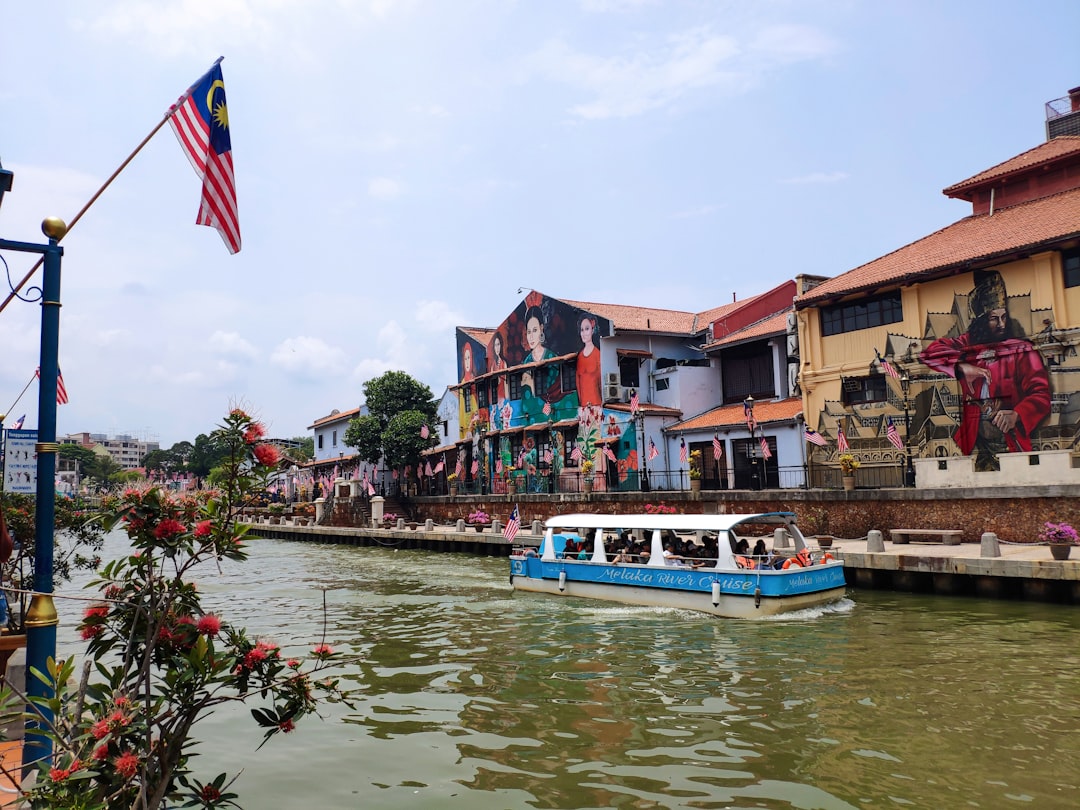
left=575, top=314, right=602, bottom=407
left=489, top=330, right=508, bottom=403
left=520, top=304, right=557, bottom=398
left=461, top=342, right=476, bottom=382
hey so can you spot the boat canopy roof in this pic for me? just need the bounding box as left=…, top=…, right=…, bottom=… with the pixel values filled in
left=544, top=512, right=797, bottom=533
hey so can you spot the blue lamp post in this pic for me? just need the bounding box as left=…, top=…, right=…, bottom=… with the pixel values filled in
left=0, top=160, right=66, bottom=770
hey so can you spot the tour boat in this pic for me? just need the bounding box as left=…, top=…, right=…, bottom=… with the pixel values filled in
left=509, top=512, right=846, bottom=618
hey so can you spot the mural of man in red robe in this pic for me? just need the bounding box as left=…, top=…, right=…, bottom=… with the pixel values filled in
left=920, top=269, right=1051, bottom=471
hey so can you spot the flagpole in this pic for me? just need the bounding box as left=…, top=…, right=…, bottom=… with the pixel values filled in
left=4, top=371, right=38, bottom=417
left=0, top=57, right=225, bottom=316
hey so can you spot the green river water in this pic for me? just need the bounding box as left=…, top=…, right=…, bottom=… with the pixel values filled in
left=60, top=536, right=1080, bottom=809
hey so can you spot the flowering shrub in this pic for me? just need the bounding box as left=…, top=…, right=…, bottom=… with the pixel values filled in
left=644, top=504, right=677, bottom=515
left=2, top=408, right=353, bottom=809
left=1038, top=521, right=1079, bottom=545
left=383, top=512, right=399, bottom=523
left=838, top=454, right=861, bottom=474
left=688, top=449, right=703, bottom=479
left=468, top=510, right=490, bottom=524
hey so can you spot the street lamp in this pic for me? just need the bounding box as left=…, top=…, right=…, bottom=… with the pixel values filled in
left=744, top=395, right=761, bottom=491
left=900, top=370, right=916, bottom=487
left=636, top=406, right=650, bottom=492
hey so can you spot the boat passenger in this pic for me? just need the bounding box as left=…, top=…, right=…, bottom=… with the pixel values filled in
left=663, top=544, right=687, bottom=567
left=577, top=545, right=588, bottom=560
left=613, top=548, right=632, bottom=564
left=752, top=539, right=767, bottom=559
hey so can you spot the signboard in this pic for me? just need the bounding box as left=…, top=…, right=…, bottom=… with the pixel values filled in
left=3, top=429, right=37, bottom=493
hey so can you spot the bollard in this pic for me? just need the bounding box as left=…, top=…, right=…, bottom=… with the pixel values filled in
left=396, top=518, right=405, bottom=530
left=456, top=518, right=466, bottom=532
left=314, top=497, right=326, bottom=523
left=867, top=529, right=885, bottom=552
left=532, top=519, right=543, bottom=535
left=980, top=531, right=1001, bottom=558
left=773, top=527, right=790, bottom=548
left=492, top=519, right=501, bottom=534
left=425, top=519, right=434, bottom=531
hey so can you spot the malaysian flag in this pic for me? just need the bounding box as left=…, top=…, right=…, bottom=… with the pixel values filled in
left=629, top=388, right=639, bottom=416
left=759, top=437, right=772, bottom=459
left=648, top=438, right=659, bottom=461
left=424, top=460, right=433, bottom=477
left=542, top=401, right=552, bottom=416
left=679, top=438, right=688, bottom=463
left=503, top=504, right=520, bottom=542
left=420, top=424, right=430, bottom=439
left=9, top=415, right=24, bottom=430
left=876, top=349, right=901, bottom=380
left=603, top=444, right=617, bottom=462
left=837, top=428, right=849, bottom=452
left=885, top=416, right=905, bottom=450
left=432, top=460, right=444, bottom=475
left=36, top=367, right=68, bottom=405
left=496, top=458, right=503, bottom=474
left=804, top=426, right=828, bottom=447
left=712, top=434, right=723, bottom=459
left=744, top=400, right=757, bottom=431
left=367, top=481, right=376, bottom=496
left=471, top=458, right=479, bottom=475
left=455, top=458, right=464, bottom=478
left=168, top=59, right=241, bottom=253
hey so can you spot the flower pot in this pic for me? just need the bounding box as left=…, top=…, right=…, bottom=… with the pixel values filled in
left=449, top=484, right=459, bottom=497
left=582, top=479, right=593, bottom=495
left=471, top=523, right=489, bottom=533
left=1049, top=543, right=1073, bottom=561
left=690, top=479, right=701, bottom=494
left=842, top=475, right=855, bottom=492
left=816, top=536, right=834, bottom=549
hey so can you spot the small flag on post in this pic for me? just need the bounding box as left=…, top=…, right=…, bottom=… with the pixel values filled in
left=886, top=416, right=905, bottom=450
left=455, top=458, right=464, bottom=478
left=837, top=428, right=849, bottom=452
left=432, top=460, right=444, bottom=475
left=679, top=438, right=688, bottom=463
left=648, top=438, right=659, bottom=461
left=712, top=434, right=723, bottom=459
left=496, top=458, right=503, bottom=474
left=760, top=437, right=772, bottom=459
left=367, top=481, right=376, bottom=497
left=744, top=400, right=756, bottom=431
left=168, top=59, right=241, bottom=253
left=504, top=505, right=520, bottom=543
left=9, top=415, right=25, bottom=430
left=629, top=389, right=639, bottom=416
left=876, top=349, right=901, bottom=380
left=420, top=424, right=430, bottom=439
left=471, top=458, right=479, bottom=475
left=804, top=426, right=828, bottom=447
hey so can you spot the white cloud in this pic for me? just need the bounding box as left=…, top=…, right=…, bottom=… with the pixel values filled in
left=208, top=330, right=258, bottom=360
left=414, top=299, right=466, bottom=334
left=780, top=171, right=849, bottom=185
left=368, top=177, right=404, bottom=199
left=270, top=336, right=348, bottom=375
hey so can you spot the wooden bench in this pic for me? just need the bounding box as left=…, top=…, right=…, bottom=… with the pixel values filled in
left=890, top=528, right=962, bottom=546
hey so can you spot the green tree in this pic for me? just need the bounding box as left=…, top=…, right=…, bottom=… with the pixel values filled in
left=343, top=371, right=437, bottom=472
left=289, top=436, right=314, bottom=461
left=187, top=433, right=227, bottom=481
left=83, top=452, right=122, bottom=487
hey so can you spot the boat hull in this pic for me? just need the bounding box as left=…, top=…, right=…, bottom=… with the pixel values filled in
left=510, top=557, right=846, bottom=618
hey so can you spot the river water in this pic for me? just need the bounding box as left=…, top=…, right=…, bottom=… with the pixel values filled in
left=58, top=534, right=1080, bottom=809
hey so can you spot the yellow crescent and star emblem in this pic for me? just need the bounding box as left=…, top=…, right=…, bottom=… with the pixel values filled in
left=206, top=79, right=229, bottom=129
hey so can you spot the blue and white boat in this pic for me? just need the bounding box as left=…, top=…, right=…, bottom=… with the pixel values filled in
left=509, top=512, right=846, bottom=618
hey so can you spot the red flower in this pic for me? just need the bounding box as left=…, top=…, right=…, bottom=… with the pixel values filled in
left=103, top=584, right=123, bottom=600
left=201, top=784, right=222, bottom=802
left=230, top=408, right=249, bottom=419
left=286, top=659, right=301, bottom=669
left=114, top=696, right=132, bottom=709
left=243, top=422, right=266, bottom=444
left=243, top=647, right=268, bottom=669
left=114, top=751, right=139, bottom=778
left=194, top=520, right=212, bottom=537
left=197, top=614, right=222, bottom=636
left=312, top=644, right=334, bottom=658
left=278, top=718, right=296, bottom=733
left=92, top=744, right=109, bottom=761
left=154, top=519, right=186, bottom=539
left=84, top=603, right=109, bottom=620
left=91, top=718, right=110, bottom=739
left=80, top=624, right=103, bottom=640
left=49, top=766, right=69, bottom=782
left=253, top=443, right=282, bottom=466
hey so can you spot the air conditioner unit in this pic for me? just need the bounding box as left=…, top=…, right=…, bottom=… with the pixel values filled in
left=605, top=384, right=621, bottom=402
left=604, top=372, right=620, bottom=387
left=620, top=387, right=633, bottom=403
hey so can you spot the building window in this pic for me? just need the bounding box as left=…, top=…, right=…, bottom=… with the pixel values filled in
left=537, top=436, right=552, bottom=468
left=840, top=374, right=889, bottom=406
left=477, top=382, right=487, bottom=409
left=561, top=362, right=576, bottom=392
left=821, top=291, right=903, bottom=337
left=619, top=356, right=640, bottom=388
left=318, top=435, right=324, bottom=450
left=722, top=343, right=774, bottom=403
left=1064, top=248, right=1080, bottom=288
left=464, top=387, right=472, bottom=413
left=442, top=420, right=449, bottom=438
left=508, top=374, right=522, bottom=401
left=565, top=438, right=578, bottom=467
left=655, top=377, right=670, bottom=391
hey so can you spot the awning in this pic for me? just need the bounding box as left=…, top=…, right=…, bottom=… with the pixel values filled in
left=617, top=348, right=653, bottom=359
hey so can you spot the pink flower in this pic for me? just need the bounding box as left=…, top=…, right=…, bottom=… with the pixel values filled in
left=154, top=518, right=186, bottom=539
left=194, top=520, right=212, bottom=537
left=286, top=659, right=301, bottom=669
left=197, top=614, right=222, bottom=636
left=244, top=647, right=268, bottom=669
left=253, top=443, right=282, bottom=466
left=279, top=718, right=296, bottom=733
left=113, top=751, right=139, bottom=778
left=312, top=643, right=334, bottom=658
left=243, top=422, right=267, bottom=444
left=91, top=719, right=110, bottom=740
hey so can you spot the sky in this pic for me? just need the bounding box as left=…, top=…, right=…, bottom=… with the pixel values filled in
left=1, top=0, right=1078, bottom=448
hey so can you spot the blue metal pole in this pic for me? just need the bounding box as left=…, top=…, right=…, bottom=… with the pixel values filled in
left=22, top=221, right=65, bottom=772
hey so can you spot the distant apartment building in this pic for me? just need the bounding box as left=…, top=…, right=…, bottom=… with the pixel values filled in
left=60, top=432, right=160, bottom=471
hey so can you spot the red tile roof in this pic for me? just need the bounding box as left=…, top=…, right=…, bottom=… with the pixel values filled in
left=605, top=402, right=683, bottom=418
left=667, top=397, right=802, bottom=432
left=460, top=326, right=495, bottom=343
left=702, top=310, right=789, bottom=351
left=797, top=186, right=1080, bottom=306
left=943, top=136, right=1080, bottom=198
left=307, top=407, right=361, bottom=429
left=560, top=298, right=699, bottom=334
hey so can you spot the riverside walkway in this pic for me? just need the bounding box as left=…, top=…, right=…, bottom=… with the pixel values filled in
left=245, top=519, right=1080, bottom=605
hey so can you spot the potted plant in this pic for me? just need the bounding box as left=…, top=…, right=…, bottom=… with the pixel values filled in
left=580, top=460, right=595, bottom=495
left=268, top=503, right=285, bottom=524
left=447, top=472, right=459, bottom=497
left=838, top=454, right=860, bottom=491
left=1038, top=521, right=1078, bottom=560
left=467, top=509, right=490, bottom=532
left=688, top=449, right=703, bottom=494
